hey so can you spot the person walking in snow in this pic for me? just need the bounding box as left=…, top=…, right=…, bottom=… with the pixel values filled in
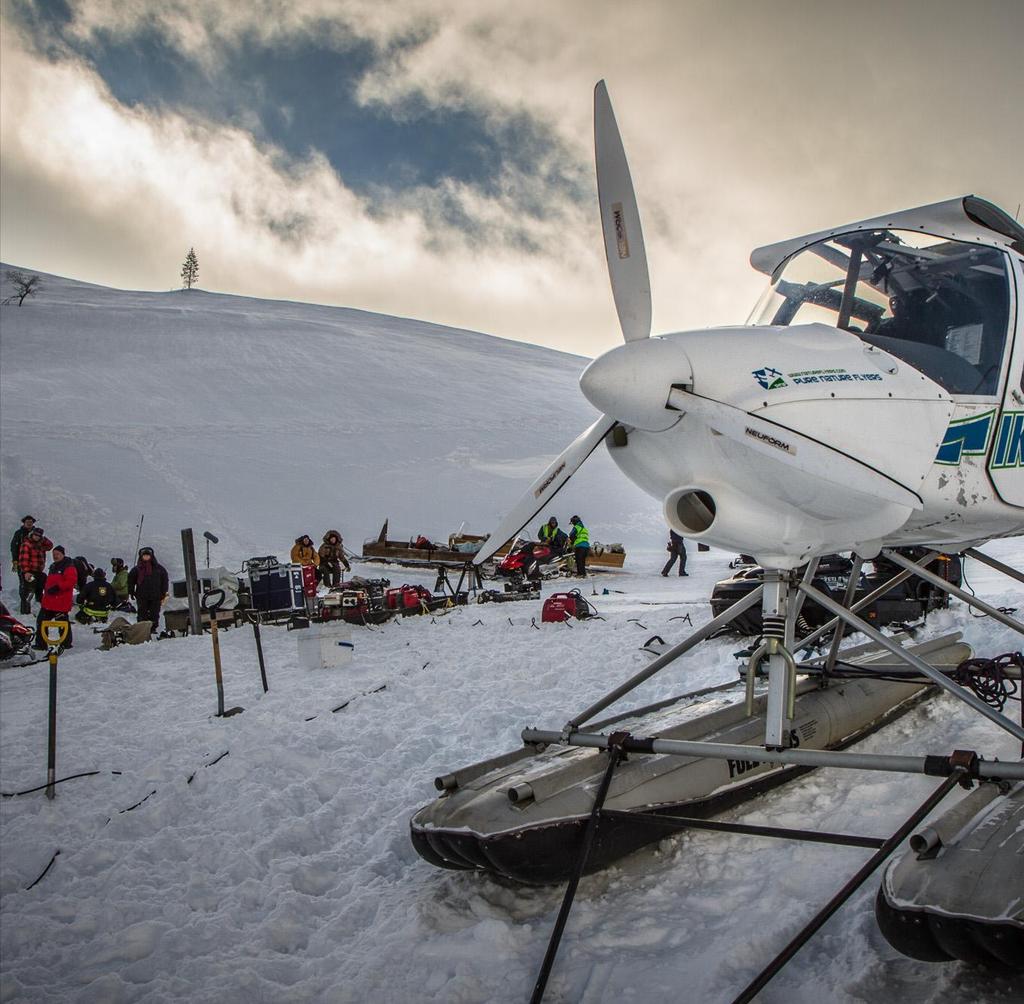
left=33, top=545, right=77, bottom=650
left=17, top=526, right=53, bottom=615
left=128, top=547, right=169, bottom=636
left=318, top=531, right=350, bottom=587
left=290, top=535, right=320, bottom=571
left=568, top=515, right=590, bottom=577
left=662, top=529, right=688, bottom=577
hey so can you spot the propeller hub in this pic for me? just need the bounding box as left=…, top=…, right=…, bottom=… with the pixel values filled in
left=580, top=338, right=693, bottom=432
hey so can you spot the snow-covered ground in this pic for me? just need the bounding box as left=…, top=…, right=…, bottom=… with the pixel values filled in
left=1, top=546, right=1022, bottom=1004
left=2, top=273, right=1023, bottom=1002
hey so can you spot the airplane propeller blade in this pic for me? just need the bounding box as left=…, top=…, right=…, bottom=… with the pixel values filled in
left=473, top=414, right=619, bottom=565
left=595, top=81, right=651, bottom=343
left=665, top=388, right=923, bottom=509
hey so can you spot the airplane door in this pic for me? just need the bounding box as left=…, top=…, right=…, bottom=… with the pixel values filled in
left=989, top=254, right=1024, bottom=506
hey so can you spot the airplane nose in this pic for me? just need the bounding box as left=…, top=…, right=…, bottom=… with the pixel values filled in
left=580, top=337, right=693, bottom=431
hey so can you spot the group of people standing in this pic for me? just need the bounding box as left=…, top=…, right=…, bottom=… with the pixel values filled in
left=290, top=530, right=351, bottom=587
left=538, top=514, right=590, bottom=576
left=9, top=510, right=692, bottom=650
left=8, top=514, right=169, bottom=648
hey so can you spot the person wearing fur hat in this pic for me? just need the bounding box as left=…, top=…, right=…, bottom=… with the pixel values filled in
left=290, top=534, right=320, bottom=570
left=317, top=530, right=350, bottom=587
left=127, top=547, right=169, bottom=636
left=33, top=545, right=77, bottom=650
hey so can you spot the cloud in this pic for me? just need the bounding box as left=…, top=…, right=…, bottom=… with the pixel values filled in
left=0, top=15, right=616, bottom=353
left=2, top=0, right=1022, bottom=356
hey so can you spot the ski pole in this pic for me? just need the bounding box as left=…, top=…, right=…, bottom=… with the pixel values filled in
left=40, top=619, right=70, bottom=799
left=134, top=514, right=145, bottom=556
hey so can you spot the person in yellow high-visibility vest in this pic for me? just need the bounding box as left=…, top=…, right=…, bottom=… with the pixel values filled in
left=538, top=517, right=568, bottom=555
left=569, top=515, right=590, bottom=577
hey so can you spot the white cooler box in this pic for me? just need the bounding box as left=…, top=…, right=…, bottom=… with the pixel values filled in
left=296, top=621, right=354, bottom=670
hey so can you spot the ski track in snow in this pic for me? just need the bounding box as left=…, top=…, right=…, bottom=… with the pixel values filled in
left=2, top=273, right=1023, bottom=1002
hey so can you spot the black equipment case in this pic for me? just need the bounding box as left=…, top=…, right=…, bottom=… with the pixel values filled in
left=247, top=558, right=305, bottom=613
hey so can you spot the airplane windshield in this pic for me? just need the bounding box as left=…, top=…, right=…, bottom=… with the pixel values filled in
left=748, top=230, right=1012, bottom=395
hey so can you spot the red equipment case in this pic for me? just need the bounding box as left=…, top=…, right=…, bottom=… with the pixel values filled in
left=385, top=584, right=432, bottom=613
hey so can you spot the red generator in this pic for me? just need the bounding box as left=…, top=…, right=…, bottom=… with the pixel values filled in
left=340, top=589, right=370, bottom=623
left=541, top=591, right=593, bottom=623
left=385, top=584, right=432, bottom=615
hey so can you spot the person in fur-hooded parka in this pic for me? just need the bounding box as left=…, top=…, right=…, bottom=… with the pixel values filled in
left=317, top=530, right=350, bottom=587
left=290, top=535, right=320, bottom=569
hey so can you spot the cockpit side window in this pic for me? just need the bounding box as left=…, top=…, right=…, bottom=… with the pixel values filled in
left=749, top=231, right=1012, bottom=396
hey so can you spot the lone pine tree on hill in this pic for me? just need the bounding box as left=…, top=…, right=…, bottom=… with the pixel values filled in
left=180, top=248, right=199, bottom=289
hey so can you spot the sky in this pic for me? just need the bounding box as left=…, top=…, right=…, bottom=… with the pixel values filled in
left=2, top=0, right=1022, bottom=356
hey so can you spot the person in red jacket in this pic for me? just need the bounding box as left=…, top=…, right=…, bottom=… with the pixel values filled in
left=17, top=526, right=53, bottom=615
left=33, top=545, right=78, bottom=651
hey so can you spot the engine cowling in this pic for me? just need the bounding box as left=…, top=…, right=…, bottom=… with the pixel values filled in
left=663, top=482, right=913, bottom=568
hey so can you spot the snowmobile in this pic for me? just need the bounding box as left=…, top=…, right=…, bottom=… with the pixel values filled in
left=710, top=549, right=961, bottom=636
left=0, top=603, right=34, bottom=662
left=494, top=540, right=566, bottom=579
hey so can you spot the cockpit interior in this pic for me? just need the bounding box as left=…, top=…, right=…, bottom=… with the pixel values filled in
left=750, top=230, right=1013, bottom=396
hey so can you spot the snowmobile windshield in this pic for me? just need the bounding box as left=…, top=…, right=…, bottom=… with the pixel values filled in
left=747, top=230, right=1013, bottom=396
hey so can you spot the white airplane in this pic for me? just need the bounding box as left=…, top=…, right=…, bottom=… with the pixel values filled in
left=417, top=94, right=1024, bottom=977
left=475, top=81, right=1024, bottom=574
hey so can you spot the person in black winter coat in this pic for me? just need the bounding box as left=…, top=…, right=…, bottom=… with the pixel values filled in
left=662, top=530, right=688, bottom=576
left=127, top=547, right=169, bottom=635
left=73, top=556, right=95, bottom=602
left=80, top=569, right=119, bottom=617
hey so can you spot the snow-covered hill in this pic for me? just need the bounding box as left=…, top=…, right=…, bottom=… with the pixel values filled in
left=1, top=268, right=661, bottom=572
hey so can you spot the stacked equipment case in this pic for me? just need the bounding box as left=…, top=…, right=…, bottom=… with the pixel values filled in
left=246, top=557, right=305, bottom=614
